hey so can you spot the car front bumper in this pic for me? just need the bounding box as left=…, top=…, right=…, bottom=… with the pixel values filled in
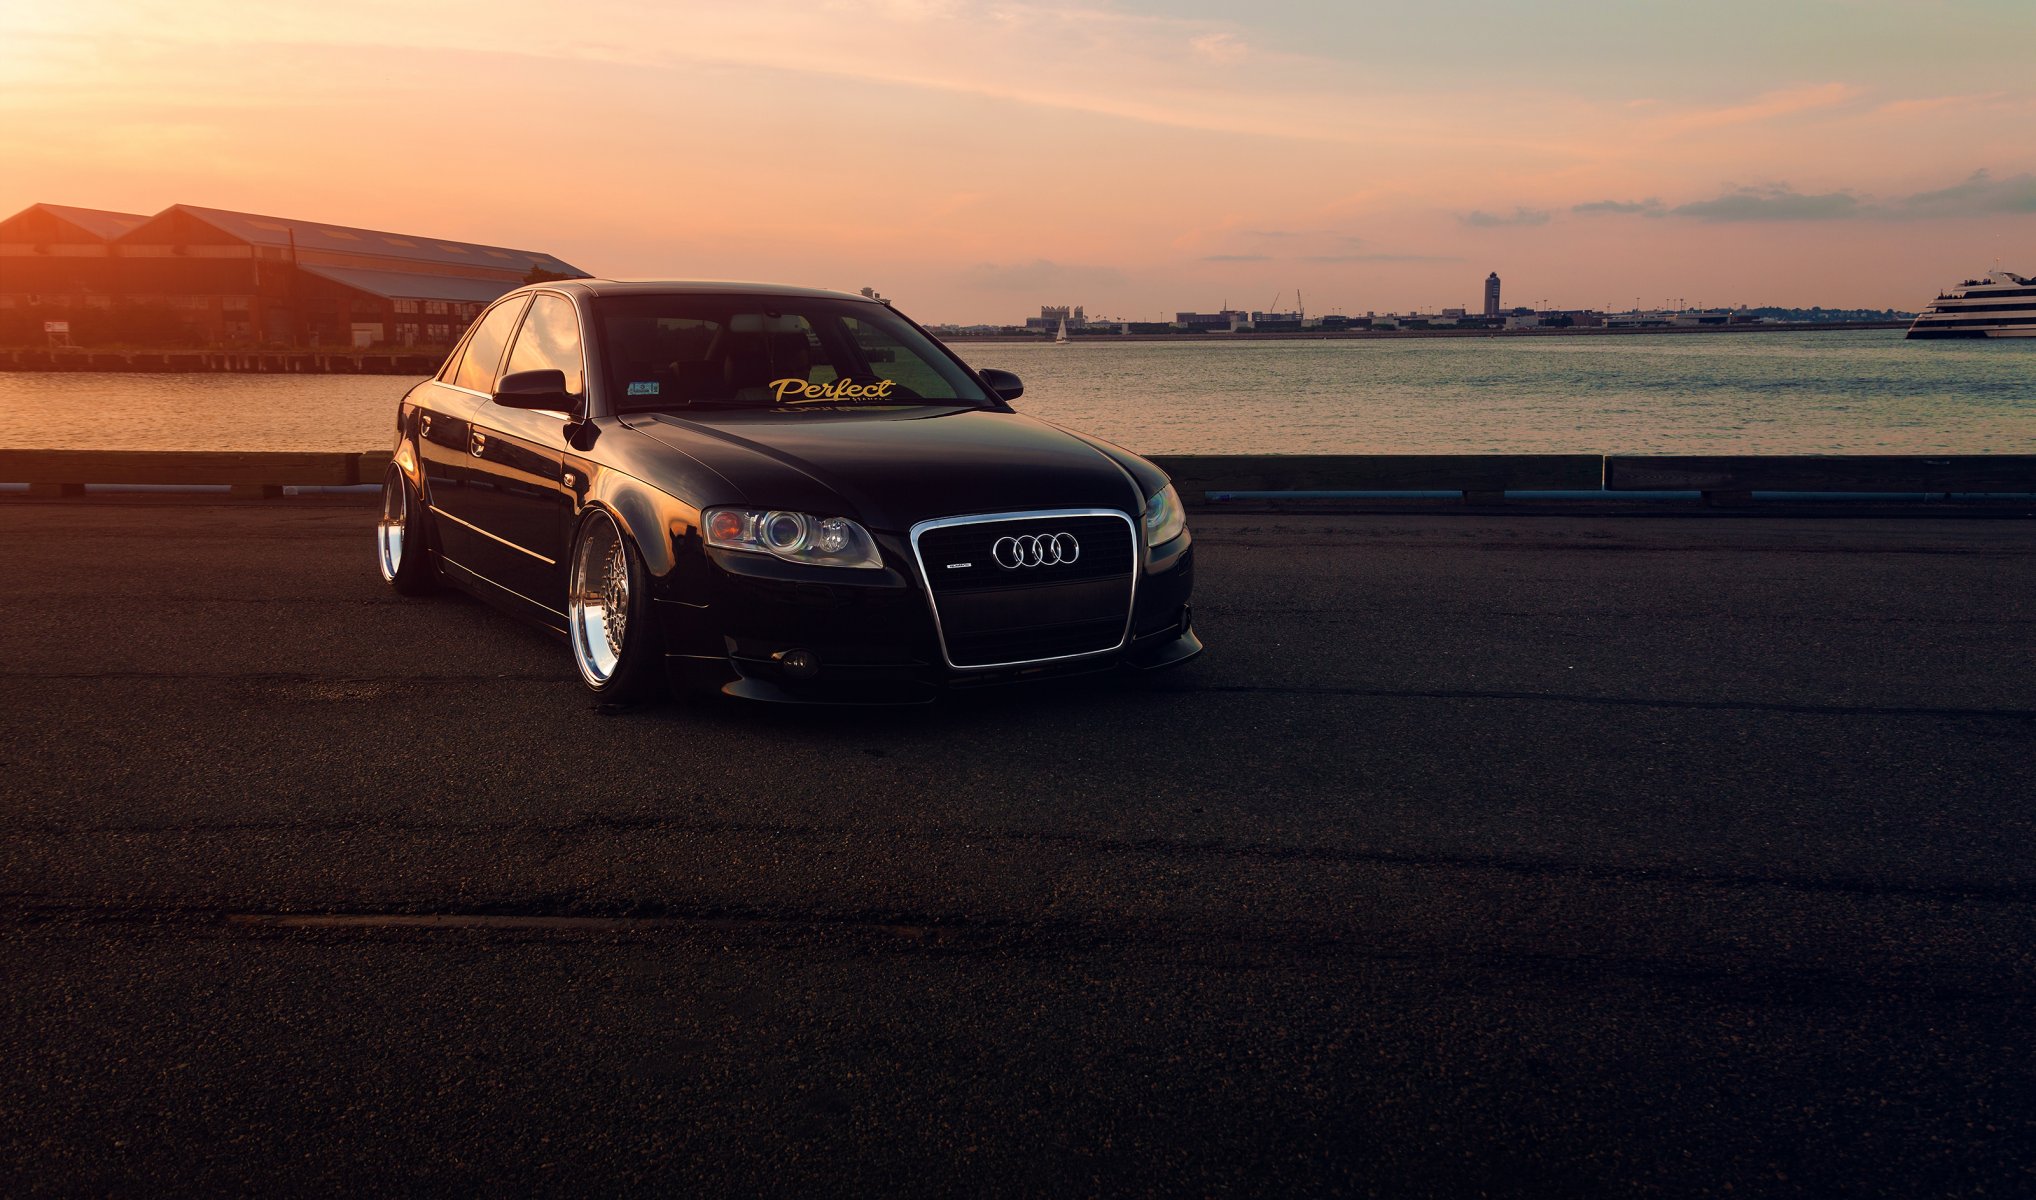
left=658, top=527, right=1198, bottom=704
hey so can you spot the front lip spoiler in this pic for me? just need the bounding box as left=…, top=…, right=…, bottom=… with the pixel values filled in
left=720, top=674, right=936, bottom=705
left=1123, top=624, right=1203, bottom=670
left=692, top=623, right=1200, bottom=706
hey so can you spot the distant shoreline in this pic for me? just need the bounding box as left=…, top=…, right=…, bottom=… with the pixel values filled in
left=938, top=321, right=1910, bottom=342
left=0, top=320, right=1912, bottom=374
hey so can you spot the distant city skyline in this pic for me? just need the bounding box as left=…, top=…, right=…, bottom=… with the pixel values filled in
left=955, top=293, right=1912, bottom=335
left=4, top=1, right=2032, bottom=323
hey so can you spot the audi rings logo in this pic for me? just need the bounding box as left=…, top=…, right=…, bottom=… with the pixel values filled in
left=992, top=532, right=1080, bottom=569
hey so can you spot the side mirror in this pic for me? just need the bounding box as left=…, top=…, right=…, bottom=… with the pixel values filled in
left=979, top=368, right=1023, bottom=402
left=493, top=368, right=574, bottom=411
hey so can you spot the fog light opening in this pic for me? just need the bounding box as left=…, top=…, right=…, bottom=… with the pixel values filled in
left=775, top=648, right=820, bottom=679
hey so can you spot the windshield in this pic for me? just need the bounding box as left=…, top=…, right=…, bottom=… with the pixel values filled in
left=596, top=294, right=991, bottom=412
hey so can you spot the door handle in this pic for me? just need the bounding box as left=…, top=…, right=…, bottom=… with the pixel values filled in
left=470, top=430, right=487, bottom=457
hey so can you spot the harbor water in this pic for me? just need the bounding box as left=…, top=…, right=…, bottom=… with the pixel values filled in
left=2, top=330, right=2030, bottom=455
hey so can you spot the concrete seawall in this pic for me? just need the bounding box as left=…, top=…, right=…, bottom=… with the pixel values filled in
left=4, top=449, right=2034, bottom=508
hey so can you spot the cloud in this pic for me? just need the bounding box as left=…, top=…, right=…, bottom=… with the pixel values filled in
left=1188, top=32, right=1248, bottom=63
left=1890, top=169, right=2036, bottom=218
left=1460, top=208, right=1551, bottom=228
left=1572, top=198, right=1666, bottom=217
left=1575, top=171, right=2036, bottom=223
left=959, top=258, right=1126, bottom=290
left=1299, top=252, right=1460, bottom=263
left=1655, top=82, right=1864, bottom=134
left=1873, top=92, right=2010, bottom=118
left=1670, top=184, right=1862, bottom=222
left=21, top=1, right=1366, bottom=149
left=1200, top=253, right=1271, bottom=262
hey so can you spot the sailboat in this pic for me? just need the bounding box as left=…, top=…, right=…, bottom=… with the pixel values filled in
left=1054, top=317, right=1070, bottom=345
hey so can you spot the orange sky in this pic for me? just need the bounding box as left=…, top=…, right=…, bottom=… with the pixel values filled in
left=4, top=1, right=2033, bottom=322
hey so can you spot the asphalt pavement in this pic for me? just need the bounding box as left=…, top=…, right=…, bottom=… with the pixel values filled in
left=3, top=499, right=2034, bottom=1197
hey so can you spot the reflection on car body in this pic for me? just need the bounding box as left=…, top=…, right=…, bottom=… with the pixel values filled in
left=375, top=280, right=1200, bottom=704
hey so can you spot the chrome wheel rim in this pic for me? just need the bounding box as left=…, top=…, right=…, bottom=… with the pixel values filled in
left=376, top=468, right=406, bottom=582
left=569, top=512, right=629, bottom=686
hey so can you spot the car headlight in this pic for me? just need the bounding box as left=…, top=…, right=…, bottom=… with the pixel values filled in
left=1143, top=483, right=1187, bottom=547
left=705, top=507, right=883, bottom=569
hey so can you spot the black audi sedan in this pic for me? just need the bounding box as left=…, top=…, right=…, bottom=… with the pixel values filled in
left=376, top=280, right=1199, bottom=704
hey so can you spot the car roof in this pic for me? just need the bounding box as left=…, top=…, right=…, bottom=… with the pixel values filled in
left=542, top=279, right=883, bottom=304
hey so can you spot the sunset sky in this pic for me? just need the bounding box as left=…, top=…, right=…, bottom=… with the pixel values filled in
left=4, top=0, right=2033, bottom=322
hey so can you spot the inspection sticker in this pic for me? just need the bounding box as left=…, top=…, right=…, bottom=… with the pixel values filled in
left=627, top=381, right=660, bottom=396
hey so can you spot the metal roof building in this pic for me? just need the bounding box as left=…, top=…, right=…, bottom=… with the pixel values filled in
left=0, top=202, right=589, bottom=348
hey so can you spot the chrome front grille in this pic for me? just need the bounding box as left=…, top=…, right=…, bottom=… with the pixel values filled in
left=910, top=509, right=1138, bottom=670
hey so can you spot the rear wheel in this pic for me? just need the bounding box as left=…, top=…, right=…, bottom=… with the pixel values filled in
left=568, top=508, right=663, bottom=703
left=377, top=465, right=437, bottom=595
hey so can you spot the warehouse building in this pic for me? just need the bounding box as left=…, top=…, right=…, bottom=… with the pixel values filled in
left=0, top=202, right=587, bottom=348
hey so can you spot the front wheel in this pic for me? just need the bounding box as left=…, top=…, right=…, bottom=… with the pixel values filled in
left=567, top=508, right=663, bottom=703
left=377, top=465, right=437, bottom=596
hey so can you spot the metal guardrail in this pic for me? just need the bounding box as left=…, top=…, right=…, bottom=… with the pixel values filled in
left=1152, top=454, right=1603, bottom=504
left=1603, top=455, right=2036, bottom=503
left=3, top=451, right=2035, bottom=505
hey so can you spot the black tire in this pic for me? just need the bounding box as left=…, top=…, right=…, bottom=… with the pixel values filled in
left=377, top=465, right=438, bottom=596
left=566, top=508, right=664, bottom=704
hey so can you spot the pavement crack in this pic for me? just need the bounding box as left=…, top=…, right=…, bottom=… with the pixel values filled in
left=7, top=823, right=2034, bottom=908
left=0, top=670, right=568, bottom=683
left=3, top=897, right=2031, bottom=1011
left=1146, top=683, right=2036, bottom=722
left=0, top=896, right=1082, bottom=952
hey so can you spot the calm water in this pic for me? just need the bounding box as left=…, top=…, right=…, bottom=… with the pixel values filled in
left=2, top=331, right=2030, bottom=454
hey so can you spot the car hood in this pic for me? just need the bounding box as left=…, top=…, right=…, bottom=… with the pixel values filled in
left=623, top=407, right=1147, bottom=530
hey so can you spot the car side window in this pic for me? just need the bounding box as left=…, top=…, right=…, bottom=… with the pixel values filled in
left=502, top=293, right=585, bottom=397
left=450, top=297, right=529, bottom=394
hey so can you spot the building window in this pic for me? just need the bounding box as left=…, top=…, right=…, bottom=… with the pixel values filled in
left=394, top=299, right=420, bottom=314
left=424, top=301, right=449, bottom=315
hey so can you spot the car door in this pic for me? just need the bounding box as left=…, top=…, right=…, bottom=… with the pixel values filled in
left=426, top=295, right=529, bottom=576
left=412, top=378, right=477, bottom=549
left=461, top=292, right=583, bottom=614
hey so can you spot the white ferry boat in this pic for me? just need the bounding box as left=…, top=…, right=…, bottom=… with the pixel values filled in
left=1905, top=271, right=2036, bottom=339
